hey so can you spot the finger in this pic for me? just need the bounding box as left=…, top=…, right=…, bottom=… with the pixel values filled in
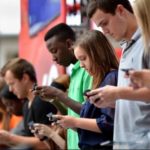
left=34, top=86, right=47, bottom=91
left=87, top=88, right=102, bottom=97
left=41, top=91, right=45, bottom=97
left=53, top=114, right=63, bottom=120
left=89, top=94, right=101, bottom=104
left=33, top=123, right=41, bottom=128
left=32, top=90, right=41, bottom=96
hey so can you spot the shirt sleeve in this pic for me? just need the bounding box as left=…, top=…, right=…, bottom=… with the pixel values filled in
left=96, top=109, right=114, bottom=139
left=96, top=71, right=117, bottom=138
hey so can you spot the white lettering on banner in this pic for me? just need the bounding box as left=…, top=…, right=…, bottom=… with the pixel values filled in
left=42, top=64, right=59, bottom=85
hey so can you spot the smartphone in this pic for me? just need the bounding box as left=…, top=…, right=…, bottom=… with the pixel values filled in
left=83, top=89, right=91, bottom=97
left=83, top=89, right=100, bottom=103
left=31, top=83, right=37, bottom=92
left=46, top=112, right=58, bottom=123
left=28, top=121, right=34, bottom=130
left=28, top=121, right=48, bottom=141
left=121, top=68, right=132, bottom=75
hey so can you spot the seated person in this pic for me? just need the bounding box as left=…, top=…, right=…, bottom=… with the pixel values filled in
left=0, top=85, right=26, bottom=135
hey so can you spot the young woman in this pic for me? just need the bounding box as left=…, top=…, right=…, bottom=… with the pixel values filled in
left=128, top=0, right=150, bottom=88
left=53, top=30, right=119, bottom=149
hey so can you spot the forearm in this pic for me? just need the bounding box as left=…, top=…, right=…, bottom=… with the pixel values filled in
left=48, top=131, right=66, bottom=149
left=57, top=91, right=82, bottom=114
left=117, top=87, right=150, bottom=102
left=8, top=134, right=46, bottom=148
left=74, top=118, right=101, bottom=133
left=51, top=100, right=67, bottom=115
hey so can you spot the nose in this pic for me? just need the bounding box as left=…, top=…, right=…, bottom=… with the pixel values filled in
left=80, top=62, right=85, bottom=68
left=52, top=56, right=57, bottom=62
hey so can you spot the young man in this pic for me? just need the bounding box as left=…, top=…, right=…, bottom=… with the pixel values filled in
left=34, top=23, right=92, bottom=149
left=0, top=58, right=57, bottom=149
left=86, top=0, right=150, bottom=149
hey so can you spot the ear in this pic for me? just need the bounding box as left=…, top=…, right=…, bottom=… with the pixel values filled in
left=116, top=4, right=126, bottom=16
left=22, top=73, right=30, bottom=83
left=66, top=39, right=73, bottom=50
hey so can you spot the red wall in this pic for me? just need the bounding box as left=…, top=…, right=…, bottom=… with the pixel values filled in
left=19, top=0, right=66, bottom=85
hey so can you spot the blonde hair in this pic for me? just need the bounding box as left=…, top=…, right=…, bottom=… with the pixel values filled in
left=133, top=0, right=150, bottom=53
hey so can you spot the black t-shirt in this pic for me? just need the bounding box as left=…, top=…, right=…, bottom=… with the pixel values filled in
left=23, top=96, right=57, bottom=136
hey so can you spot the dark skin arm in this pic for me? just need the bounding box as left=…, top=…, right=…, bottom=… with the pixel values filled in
left=33, top=86, right=82, bottom=114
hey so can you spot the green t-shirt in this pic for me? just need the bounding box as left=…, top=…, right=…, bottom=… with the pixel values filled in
left=67, top=61, right=92, bottom=150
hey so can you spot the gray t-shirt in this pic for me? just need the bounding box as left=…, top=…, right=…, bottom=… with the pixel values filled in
left=114, top=28, right=150, bottom=149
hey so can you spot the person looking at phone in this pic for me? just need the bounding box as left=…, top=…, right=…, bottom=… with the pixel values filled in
left=33, top=23, right=92, bottom=150
left=126, top=0, right=150, bottom=89
left=51, top=30, right=118, bottom=149
left=0, top=58, right=57, bottom=149
left=86, top=0, right=150, bottom=149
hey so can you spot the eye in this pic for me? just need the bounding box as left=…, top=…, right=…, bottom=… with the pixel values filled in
left=50, top=48, right=57, bottom=54
left=79, top=56, right=86, bottom=61
left=100, top=21, right=108, bottom=28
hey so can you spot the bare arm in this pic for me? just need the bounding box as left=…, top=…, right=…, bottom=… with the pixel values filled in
left=54, top=115, right=101, bottom=133
left=34, top=86, right=82, bottom=114
left=117, top=86, right=150, bottom=101
left=57, top=90, right=82, bottom=114
left=73, top=118, right=101, bottom=133
left=88, top=86, right=150, bottom=108
left=0, top=130, right=48, bottom=149
left=128, top=69, right=150, bottom=88
left=48, top=130, right=66, bottom=149
left=33, top=124, right=66, bottom=150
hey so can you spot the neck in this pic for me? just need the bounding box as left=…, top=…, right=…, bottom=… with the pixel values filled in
left=124, top=13, right=138, bottom=41
left=28, top=91, right=35, bottom=101
left=27, top=82, right=35, bottom=101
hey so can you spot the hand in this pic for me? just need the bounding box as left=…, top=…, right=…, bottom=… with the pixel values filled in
left=53, top=115, right=77, bottom=129
left=0, top=130, right=12, bottom=145
left=32, top=86, right=62, bottom=101
left=33, top=124, right=52, bottom=139
left=87, top=85, right=118, bottom=108
left=129, top=69, right=150, bottom=89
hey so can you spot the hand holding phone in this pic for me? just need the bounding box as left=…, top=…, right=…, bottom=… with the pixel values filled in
left=121, top=68, right=133, bottom=75
left=28, top=121, right=48, bottom=141
left=46, top=112, right=58, bottom=123
left=83, top=89, right=91, bottom=98
left=28, top=121, right=35, bottom=130
left=83, top=89, right=100, bottom=103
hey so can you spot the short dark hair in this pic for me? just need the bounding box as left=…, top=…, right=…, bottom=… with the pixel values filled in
left=44, top=23, right=76, bottom=42
left=1, top=58, right=37, bottom=83
left=87, top=0, right=133, bottom=18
